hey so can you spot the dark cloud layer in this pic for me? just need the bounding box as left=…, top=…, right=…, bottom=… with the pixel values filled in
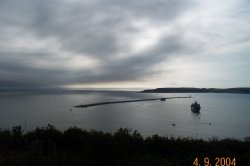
left=0, top=0, right=250, bottom=88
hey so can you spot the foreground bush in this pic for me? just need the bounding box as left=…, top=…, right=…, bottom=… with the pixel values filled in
left=0, top=125, right=249, bottom=166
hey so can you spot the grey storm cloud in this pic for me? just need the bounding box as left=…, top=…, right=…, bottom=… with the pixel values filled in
left=72, top=34, right=186, bottom=85
left=1, top=0, right=250, bottom=88
left=0, top=0, right=192, bottom=87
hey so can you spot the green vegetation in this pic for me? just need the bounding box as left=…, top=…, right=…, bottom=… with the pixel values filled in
left=0, top=125, right=249, bottom=166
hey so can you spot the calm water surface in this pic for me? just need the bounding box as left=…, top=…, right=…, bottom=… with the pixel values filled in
left=0, top=90, right=250, bottom=139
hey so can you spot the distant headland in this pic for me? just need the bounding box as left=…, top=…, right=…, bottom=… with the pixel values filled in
left=141, top=87, right=250, bottom=94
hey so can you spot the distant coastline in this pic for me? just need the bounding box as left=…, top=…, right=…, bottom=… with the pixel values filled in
left=141, top=87, right=250, bottom=94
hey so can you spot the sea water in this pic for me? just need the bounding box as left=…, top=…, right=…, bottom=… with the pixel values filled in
left=0, top=90, right=249, bottom=139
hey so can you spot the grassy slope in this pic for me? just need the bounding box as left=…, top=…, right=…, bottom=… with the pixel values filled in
left=0, top=125, right=249, bottom=166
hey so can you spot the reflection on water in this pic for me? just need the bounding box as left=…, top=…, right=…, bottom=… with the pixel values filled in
left=0, top=90, right=250, bottom=139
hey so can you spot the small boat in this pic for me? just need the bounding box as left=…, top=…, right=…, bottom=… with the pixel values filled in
left=160, top=98, right=166, bottom=101
left=191, top=101, right=201, bottom=113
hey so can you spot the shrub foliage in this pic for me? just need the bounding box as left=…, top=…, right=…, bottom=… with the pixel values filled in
left=0, top=125, right=249, bottom=166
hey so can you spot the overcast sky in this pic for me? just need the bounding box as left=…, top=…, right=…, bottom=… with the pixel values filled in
left=0, top=0, right=250, bottom=89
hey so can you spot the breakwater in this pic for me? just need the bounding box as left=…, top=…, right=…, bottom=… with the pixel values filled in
left=74, top=96, right=191, bottom=108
